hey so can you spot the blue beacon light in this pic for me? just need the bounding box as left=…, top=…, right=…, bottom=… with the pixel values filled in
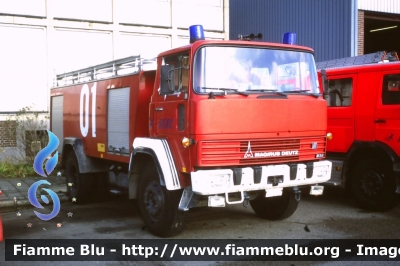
left=283, top=32, right=296, bottom=45
left=189, top=25, right=205, bottom=43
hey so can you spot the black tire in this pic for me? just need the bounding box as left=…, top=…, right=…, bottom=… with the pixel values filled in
left=65, top=153, right=94, bottom=204
left=137, top=164, right=186, bottom=237
left=350, top=158, right=399, bottom=212
left=249, top=189, right=299, bottom=220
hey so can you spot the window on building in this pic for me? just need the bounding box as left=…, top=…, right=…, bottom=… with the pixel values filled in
left=382, top=74, right=400, bottom=105
left=326, top=78, right=353, bottom=107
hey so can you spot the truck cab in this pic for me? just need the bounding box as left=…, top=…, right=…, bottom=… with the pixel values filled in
left=132, top=39, right=332, bottom=236
left=317, top=51, right=400, bottom=211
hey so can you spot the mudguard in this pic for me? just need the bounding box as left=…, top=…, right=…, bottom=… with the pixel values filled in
left=62, top=138, right=109, bottom=173
left=130, top=138, right=181, bottom=190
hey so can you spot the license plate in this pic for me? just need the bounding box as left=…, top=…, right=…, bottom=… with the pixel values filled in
left=310, top=185, right=324, bottom=195
left=265, top=188, right=283, bottom=197
left=208, top=195, right=225, bottom=207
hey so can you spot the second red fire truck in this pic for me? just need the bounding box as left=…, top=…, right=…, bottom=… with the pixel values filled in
left=50, top=26, right=332, bottom=237
left=317, top=51, right=400, bottom=212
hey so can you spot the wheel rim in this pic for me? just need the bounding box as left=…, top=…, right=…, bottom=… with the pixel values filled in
left=143, top=181, right=165, bottom=221
left=359, top=168, right=384, bottom=198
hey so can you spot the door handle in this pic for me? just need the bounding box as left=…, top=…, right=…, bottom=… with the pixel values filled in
left=374, top=119, right=386, bottom=123
left=155, top=107, right=163, bottom=111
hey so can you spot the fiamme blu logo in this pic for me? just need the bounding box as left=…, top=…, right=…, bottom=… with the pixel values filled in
left=28, top=130, right=60, bottom=221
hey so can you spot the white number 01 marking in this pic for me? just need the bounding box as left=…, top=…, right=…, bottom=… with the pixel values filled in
left=79, top=83, right=97, bottom=137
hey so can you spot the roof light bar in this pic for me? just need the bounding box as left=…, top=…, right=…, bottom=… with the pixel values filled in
left=189, top=25, right=205, bottom=43
left=283, top=32, right=296, bottom=45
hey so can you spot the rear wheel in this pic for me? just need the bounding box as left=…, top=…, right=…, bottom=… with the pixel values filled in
left=250, top=189, right=299, bottom=220
left=65, top=153, right=94, bottom=204
left=137, top=164, right=186, bottom=237
left=350, top=158, right=399, bottom=211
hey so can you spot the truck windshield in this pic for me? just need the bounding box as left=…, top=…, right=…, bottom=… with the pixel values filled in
left=193, top=46, right=319, bottom=94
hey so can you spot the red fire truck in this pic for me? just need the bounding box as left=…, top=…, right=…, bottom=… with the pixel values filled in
left=50, top=26, right=331, bottom=237
left=317, top=51, right=400, bottom=212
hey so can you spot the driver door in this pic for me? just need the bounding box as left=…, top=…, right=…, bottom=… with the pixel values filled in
left=325, top=74, right=356, bottom=153
left=154, top=53, right=190, bottom=171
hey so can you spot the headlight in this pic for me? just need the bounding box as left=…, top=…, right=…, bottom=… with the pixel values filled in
left=315, top=166, right=329, bottom=178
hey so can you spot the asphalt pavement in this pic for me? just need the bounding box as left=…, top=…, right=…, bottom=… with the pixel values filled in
left=0, top=175, right=68, bottom=211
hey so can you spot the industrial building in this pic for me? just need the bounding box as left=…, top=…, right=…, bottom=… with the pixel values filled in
left=1, top=0, right=399, bottom=154
left=0, top=0, right=228, bottom=156
left=0, top=0, right=228, bottom=114
left=2, top=0, right=398, bottom=113
left=230, top=0, right=400, bottom=62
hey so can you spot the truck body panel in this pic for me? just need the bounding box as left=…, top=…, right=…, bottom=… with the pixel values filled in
left=51, top=71, right=155, bottom=164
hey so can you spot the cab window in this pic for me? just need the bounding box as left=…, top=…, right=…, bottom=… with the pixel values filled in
left=326, top=78, right=353, bottom=107
left=161, top=53, right=189, bottom=94
left=382, top=74, right=400, bottom=105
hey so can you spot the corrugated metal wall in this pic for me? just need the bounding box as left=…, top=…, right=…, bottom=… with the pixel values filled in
left=358, top=0, right=400, bottom=14
left=229, top=0, right=357, bottom=62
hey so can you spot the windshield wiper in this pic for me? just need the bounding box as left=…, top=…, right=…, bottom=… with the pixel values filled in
left=200, top=87, right=249, bottom=97
left=282, top=90, right=321, bottom=98
left=249, top=89, right=287, bottom=96
left=282, top=90, right=311, bottom=93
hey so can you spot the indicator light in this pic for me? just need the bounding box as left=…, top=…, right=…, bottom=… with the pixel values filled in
left=182, top=137, right=191, bottom=148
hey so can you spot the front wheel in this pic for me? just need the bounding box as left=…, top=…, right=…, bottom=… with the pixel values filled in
left=350, top=159, right=399, bottom=211
left=249, top=189, right=299, bottom=220
left=137, top=165, right=186, bottom=237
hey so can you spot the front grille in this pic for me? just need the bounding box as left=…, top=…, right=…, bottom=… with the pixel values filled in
left=239, top=139, right=300, bottom=152
left=198, top=136, right=326, bottom=167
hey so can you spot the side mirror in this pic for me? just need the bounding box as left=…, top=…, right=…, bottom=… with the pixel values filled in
left=320, top=69, right=329, bottom=95
left=182, top=56, right=189, bottom=69
left=160, top=65, right=175, bottom=94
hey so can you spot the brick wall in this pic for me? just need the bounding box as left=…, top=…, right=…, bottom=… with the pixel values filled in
left=0, top=120, right=16, bottom=147
left=358, top=10, right=364, bottom=55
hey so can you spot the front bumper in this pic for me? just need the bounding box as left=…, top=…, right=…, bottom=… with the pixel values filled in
left=191, top=161, right=332, bottom=195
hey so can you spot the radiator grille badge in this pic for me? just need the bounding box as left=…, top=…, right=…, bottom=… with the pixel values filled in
left=244, top=141, right=253, bottom=158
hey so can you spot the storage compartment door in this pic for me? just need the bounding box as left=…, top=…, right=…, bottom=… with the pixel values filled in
left=107, top=87, right=130, bottom=155
left=51, top=96, right=64, bottom=154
